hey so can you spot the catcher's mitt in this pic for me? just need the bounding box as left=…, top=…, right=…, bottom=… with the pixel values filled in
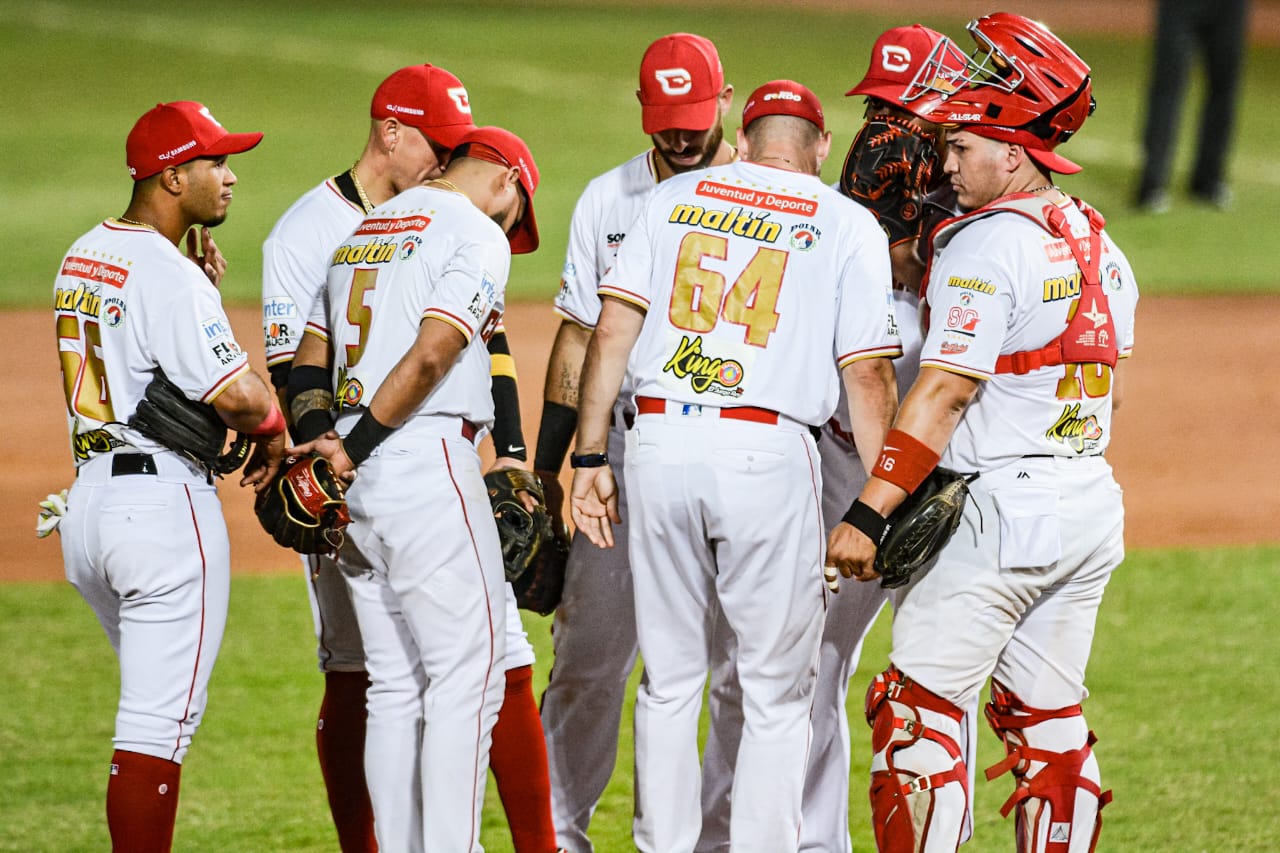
left=875, top=468, right=977, bottom=589
left=840, top=116, right=940, bottom=247
left=255, top=455, right=351, bottom=554
left=485, top=469, right=567, bottom=615
left=128, top=372, right=250, bottom=475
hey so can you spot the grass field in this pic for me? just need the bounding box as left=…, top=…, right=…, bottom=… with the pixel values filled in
left=4, top=0, right=1280, bottom=308
left=3, top=545, right=1279, bottom=851
left=6, top=2, right=1280, bottom=851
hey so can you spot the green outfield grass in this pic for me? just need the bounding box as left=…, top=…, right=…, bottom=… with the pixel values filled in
left=2, top=544, right=1278, bottom=851
left=3, top=0, right=1280, bottom=308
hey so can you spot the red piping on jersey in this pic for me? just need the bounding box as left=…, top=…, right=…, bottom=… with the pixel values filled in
left=172, top=484, right=207, bottom=762
left=443, top=439, right=497, bottom=852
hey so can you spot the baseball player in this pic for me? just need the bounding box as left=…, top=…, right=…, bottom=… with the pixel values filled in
left=827, top=14, right=1138, bottom=851
left=802, top=26, right=980, bottom=852
left=287, top=126, right=541, bottom=853
left=570, top=81, right=900, bottom=852
left=531, top=32, right=743, bottom=852
left=53, top=101, right=283, bottom=850
left=262, top=64, right=556, bottom=852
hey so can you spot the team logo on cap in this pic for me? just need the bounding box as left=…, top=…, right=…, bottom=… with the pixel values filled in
left=655, top=68, right=693, bottom=96
left=447, top=87, right=472, bottom=114
left=880, top=45, right=912, bottom=73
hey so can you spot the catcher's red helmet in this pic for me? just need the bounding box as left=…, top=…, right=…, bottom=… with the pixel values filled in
left=923, top=13, right=1096, bottom=168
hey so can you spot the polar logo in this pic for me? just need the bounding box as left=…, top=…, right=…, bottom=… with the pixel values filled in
left=764, top=91, right=802, bottom=102
left=448, top=86, right=472, bottom=114
left=880, top=45, right=912, bottom=73
left=655, top=68, right=693, bottom=96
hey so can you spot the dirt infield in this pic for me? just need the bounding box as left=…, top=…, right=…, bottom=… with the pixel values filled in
left=8, top=296, right=1277, bottom=583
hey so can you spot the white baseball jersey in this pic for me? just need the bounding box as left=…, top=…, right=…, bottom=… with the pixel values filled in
left=306, top=186, right=509, bottom=431
left=55, top=219, right=250, bottom=466
left=920, top=198, right=1139, bottom=471
left=555, top=150, right=667, bottom=413
left=262, top=177, right=366, bottom=369
left=600, top=161, right=901, bottom=426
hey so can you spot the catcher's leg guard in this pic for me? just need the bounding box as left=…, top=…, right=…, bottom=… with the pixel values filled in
left=865, top=666, right=969, bottom=852
left=983, top=680, right=1113, bottom=853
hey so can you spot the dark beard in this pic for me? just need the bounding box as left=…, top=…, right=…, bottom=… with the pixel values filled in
left=656, top=124, right=724, bottom=175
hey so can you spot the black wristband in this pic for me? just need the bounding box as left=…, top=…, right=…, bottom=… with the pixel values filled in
left=569, top=452, right=609, bottom=469
left=534, top=401, right=578, bottom=472
left=343, top=410, right=395, bottom=468
left=842, top=499, right=888, bottom=544
left=293, top=409, right=335, bottom=445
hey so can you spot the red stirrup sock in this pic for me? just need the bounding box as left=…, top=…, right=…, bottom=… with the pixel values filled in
left=317, top=670, right=377, bottom=852
left=106, top=749, right=182, bottom=852
left=490, top=664, right=558, bottom=852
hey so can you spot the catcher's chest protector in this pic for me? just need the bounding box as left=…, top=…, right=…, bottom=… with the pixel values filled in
left=929, top=194, right=1118, bottom=375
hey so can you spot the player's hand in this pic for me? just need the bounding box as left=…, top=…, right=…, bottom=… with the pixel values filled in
left=187, top=226, right=226, bottom=287
left=288, top=431, right=357, bottom=484
left=570, top=466, right=620, bottom=549
left=824, top=522, right=881, bottom=592
left=488, top=457, right=539, bottom=512
left=241, top=431, right=287, bottom=493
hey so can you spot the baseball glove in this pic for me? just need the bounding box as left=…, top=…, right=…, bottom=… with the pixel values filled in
left=840, top=116, right=940, bottom=247
left=875, top=468, right=977, bottom=589
left=254, top=455, right=351, bottom=554
left=485, top=469, right=567, bottom=615
left=128, top=372, right=250, bottom=475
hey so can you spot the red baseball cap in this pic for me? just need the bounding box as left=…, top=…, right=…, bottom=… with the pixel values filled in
left=741, top=80, right=825, bottom=132
left=846, top=25, right=966, bottom=115
left=637, top=33, right=725, bottom=134
left=371, top=64, right=476, bottom=149
left=455, top=126, right=541, bottom=254
left=126, top=101, right=262, bottom=181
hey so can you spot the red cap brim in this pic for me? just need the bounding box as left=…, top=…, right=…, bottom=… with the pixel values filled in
left=204, top=131, right=264, bottom=158
left=1025, top=146, right=1082, bottom=175
left=641, top=97, right=720, bottom=135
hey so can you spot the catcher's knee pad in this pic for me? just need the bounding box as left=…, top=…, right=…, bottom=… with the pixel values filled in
left=984, top=680, right=1113, bottom=853
left=865, top=666, right=969, bottom=852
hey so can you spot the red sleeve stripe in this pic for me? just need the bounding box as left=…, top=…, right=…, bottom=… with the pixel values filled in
left=425, top=308, right=476, bottom=341
left=201, top=362, right=251, bottom=404
left=837, top=344, right=903, bottom=367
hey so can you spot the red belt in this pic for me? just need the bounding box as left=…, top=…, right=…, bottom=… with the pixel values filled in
left=635, top=395, right=779, bottom=425
left=461, top=420, right=478, bottom=441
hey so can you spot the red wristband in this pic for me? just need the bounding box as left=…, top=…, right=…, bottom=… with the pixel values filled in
left=251, top=403, right=286, bottom=437
left=872, top=429, right=940, bottom=493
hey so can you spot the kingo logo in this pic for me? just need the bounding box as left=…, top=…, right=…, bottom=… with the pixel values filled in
left=655, top=67, right=693, bottom=96
left=881, top=45, right=912, bottom=73
left=447, top=87, right=472, bottom=114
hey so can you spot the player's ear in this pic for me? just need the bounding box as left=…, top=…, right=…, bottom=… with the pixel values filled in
left=718, top=84, right=734, bottom=117
left=735, top=125, right=750, bottom=160
left=161, top=165, right=184, bottom=196
left=816, top=130, right=833, bottom=169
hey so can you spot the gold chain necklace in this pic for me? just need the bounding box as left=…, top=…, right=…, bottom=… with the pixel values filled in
left=426, top=178, right=463, bottom=194
left=117, top=216, right=156, bottom=230
left=1025, top=184, right=1058, bottom=194
left=349, top=165, right=374, bottom=213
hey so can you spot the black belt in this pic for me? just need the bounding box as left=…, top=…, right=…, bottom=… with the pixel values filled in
left=112, top=454, right=157, bottom=476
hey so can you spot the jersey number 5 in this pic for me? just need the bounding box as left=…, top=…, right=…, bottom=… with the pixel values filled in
left=668, top=232, right=788, bottom=347
left=57, top=314, right=112, bottom=422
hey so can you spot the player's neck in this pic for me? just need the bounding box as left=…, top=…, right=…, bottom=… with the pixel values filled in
left=748, top=147, right=818, bottom=177
left=119, top=203, right=185, bottom=246
left=351, top=158, right=394, bottom=209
